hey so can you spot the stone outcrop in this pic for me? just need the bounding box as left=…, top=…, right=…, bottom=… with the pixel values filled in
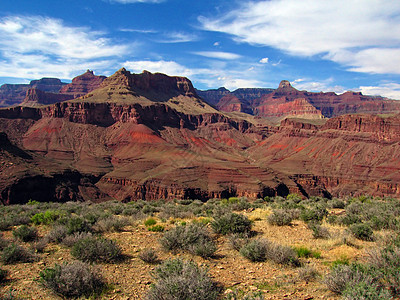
left=21, top=88, right=74, bottom=107
left=60, top=70, right=106, bottom=98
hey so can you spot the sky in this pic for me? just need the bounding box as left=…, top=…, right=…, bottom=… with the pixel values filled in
left=1, top=0, right=400, bottom=99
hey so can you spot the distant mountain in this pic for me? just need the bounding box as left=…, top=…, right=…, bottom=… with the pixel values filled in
left=198, top=80, right=400, bottom=120
left=0, top=78, right=67, bottom=107
left=1, top=68, right=400, bottom=204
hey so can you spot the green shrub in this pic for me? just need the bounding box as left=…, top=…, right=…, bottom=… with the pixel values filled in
left=300, top=206, right=328, bottom=223
left=31, top=210, right=63, bottom=225
left=267, top=209, right=295, bottom=226
left=148, top=225, right=165, bottom=232
left=147, top=258, right=219, bottom=300
left=342, top=281, right=392, bottom=299
left=61, top=232, right=93, bottom=247
left=211, top=213, right=252, bottom=235
left=94, top=216, right=129, bottom=233
left=57, top=216, right=91, bottom=234
left=144, top=217, right=157, bottom=227
left=12, top=225, right=38, bottom=242
left=40, top=261, right=105, bottom=298
left=350, top=223, right=374, bottom=241
left=1, top=243, right=35, bottom=264
left=139, top=248, right=159, bottom=264
left=293, top=246, right=321, bottom=259
left=160, top=223, right=216, bottom=258
left=71, top=237, right=122, bottom=263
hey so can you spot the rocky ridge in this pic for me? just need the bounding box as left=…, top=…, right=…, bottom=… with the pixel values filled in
left=1, top=68, right=400, bottom=204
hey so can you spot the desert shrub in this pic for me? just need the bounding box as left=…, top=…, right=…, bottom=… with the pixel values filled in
left=240, top=239, right=268, bottom=262
left=331, top=255, right=350, bottom=268
left=61, top=232, right=93, bottom=247
left=228, top=233, right=251, bottom=251
left=223, top=290, right=264, bottom=300
left=139, top=248, right=159, bottom=264
left=338, top=213, right=362, bottom=226
left=267, top=242, right=299, bottom=266
left=267, top=209, right=295, bottom=226
left=297, top=265, right=319, bottom=282
left=300, top=206, right=328, bottom=223
left=66, top=216, right=92, bottom=234
left=324, top=264, right=361, bottom=294
left=142, top=204, right=159, bottom=215
left=211, top=213, right=252, bottom=235
left=31, top=210, right=63, bottom=225
left=1, top=243, right=35, bottom=264
left=147, top=258, right=220, bottom=300
left=349, top=223, right=374, bottom=241
left=45, top=225, right=68, bottom=243
left=148, top=225, right=165, bottom=232
left=293, top=246, right=321, bottom=259
left=144, top=217, right=157, bottom=227
left=160, top=223, right=216, bottom=258
left=240, top=239, right=299, bottom=266
left=31, top=238, right=48, bottom=253
left=0, top=235, right=9, bottom=250
left=40, top=261, right=105, bottom=298
left=12, top=225, right=38, bottom=242
left=0, top=268, right=8, bottom=283
left=94, top=216, right=129, bottom=233
left=330, top=199, right=346, bottom=209
left=342, top=281, right=392, bottom=299
left=307, top=222, right=330, bottom=239
left=71, top=237, right=122, bottom=263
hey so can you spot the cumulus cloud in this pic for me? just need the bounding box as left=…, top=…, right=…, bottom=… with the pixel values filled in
left=292, top=78, right=345, bottom=94
left=199, top=0, right=400, bottom=74
left=359, top=83, right=400, bottom=100
left=193, top=51, right=241, bottom=60
left=0, top=16, right=129, bottom=79
left=124, top=60, right=196, bottom=77
left=259, top=57, right=269, bottom=64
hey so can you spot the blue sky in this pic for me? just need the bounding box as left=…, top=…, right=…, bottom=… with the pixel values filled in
left=1, top=0, right=400, bottom=99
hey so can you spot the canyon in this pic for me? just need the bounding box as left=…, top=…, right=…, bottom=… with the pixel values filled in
left=1, top=68, right=400, bottom=204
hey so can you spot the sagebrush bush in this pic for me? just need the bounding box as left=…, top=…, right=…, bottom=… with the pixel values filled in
left=240, top=239, right=268, bottom=262
left=300, top=206, right=328, bottom=223
left=94, top=216, right=129, bottom=233
left=58, top=216, right=91, bottom=234
left=350, top=223, right=374, bottom=241
left=71, top=237, right=122, bottom=263
left=211, top=213, right=252, bottom=235
left=228, top=233, right=251, bottom=251
left=267, top=209, right=295, bottom=226
left=1, top=243, right=35, bottom=264
left=12, top=225, right=38, bottom=242
left=61, top=232, right=93, bottom=247
left=31, top=238, right=48, bottom=253
left=45, top=225, right=68, bottom=243
left=147, top=258, right=220, bottom=300
left=297, top=265, right=319, bottom=282
left=160, top=223, right=216, bottom=258
left=307, top=222, right=330, bottom=239
left=139, top=248, right=159, bottom=264
left=31, top=210, right=63, bottom=225
left=240, top=239, right=299, bottom=266
left=40, top=261, right=105, bottom=298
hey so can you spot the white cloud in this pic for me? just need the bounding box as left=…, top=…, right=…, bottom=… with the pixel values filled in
left=122, top=59, right=264, bottom=90
left=157, top=32, right=198, bottom=43
left=119, top=28, right=157, bottom=34
left=213, top=41, right=220, bottom=47
left=291, top=78, right=345, bottom=94
left=124, top=60, right=195, bottom=77
left=193, top=51, right=241, bottom=60
left=0, top=16, right=129, bottom=79
left=199, top=0, right=400, bottom=74
left=259, top=57, right=269, bottom=64
left=359, top=83, right=400, bottom=100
